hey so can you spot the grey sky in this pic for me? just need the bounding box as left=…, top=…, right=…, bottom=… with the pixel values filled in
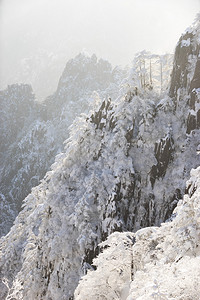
left=0, top=0, right=199, bottom=96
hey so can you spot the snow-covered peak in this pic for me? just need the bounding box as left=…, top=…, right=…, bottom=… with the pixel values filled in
left=56, top=53, right=113, bottom=97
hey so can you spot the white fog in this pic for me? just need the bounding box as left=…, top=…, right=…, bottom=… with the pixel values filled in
left=0, top=0, right=199, bottom=99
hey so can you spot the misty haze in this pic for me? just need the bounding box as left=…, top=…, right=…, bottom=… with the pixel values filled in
left=0, top=1, right=200, bottom=299
left=0, top=0, right=199, bottom=99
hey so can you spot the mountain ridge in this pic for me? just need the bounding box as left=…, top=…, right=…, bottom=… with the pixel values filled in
left=0, top=16, right=200, bottom=300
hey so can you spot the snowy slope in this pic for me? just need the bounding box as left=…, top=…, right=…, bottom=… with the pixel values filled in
left=0, top=52, right=172, bottom=237
left=0, top=54, right=126, bottom=237
left=0, top=15, right=200, bottom=300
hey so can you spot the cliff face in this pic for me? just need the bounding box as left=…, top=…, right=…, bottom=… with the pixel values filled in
left=169, top=25, right=200, bottom=134
left=0, top=19, right=200, bottom=300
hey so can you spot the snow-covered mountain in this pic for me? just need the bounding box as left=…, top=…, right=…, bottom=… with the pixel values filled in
left=0, top=15, right=200, bottom=300
left=0, top=54, right=127, bottom=237
left=74, top=18, right=200, bottom=300
left=0, top=84, right=40, bottom=234
left=75, top=166, right=200, bottom=300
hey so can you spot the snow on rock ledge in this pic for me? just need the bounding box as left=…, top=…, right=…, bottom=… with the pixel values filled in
left=75, top=166, right=200, bottom=300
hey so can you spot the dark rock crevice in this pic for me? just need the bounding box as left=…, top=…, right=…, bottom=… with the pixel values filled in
left=150, top=135, right=174, bottom=188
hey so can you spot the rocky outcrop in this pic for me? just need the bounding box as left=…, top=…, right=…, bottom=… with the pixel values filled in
left=169, top=31, right=195, bottom=100
left=150, top=134, right=174, bottom=188
left=186, top=56, right=200, bottom=134
left=189, top=58, right=200, bottom=108
left=45, top=53, right=123, bottom=120
left=168, top=23, right=200, bottom=135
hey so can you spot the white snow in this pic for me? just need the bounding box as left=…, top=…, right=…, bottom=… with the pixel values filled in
left=181, top=38, right=191, bottom=47
left=0, top=13, right=200, bottom=300
left=75, top=167, right=200, bottom=300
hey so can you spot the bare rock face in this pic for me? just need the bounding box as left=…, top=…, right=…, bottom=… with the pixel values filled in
left=168, top=25, right=200, bottom=135
left=169, top=32, right=196, bottom=100
left=150, top=134, right=174, bottom=188
left=187, top=57, right=200, bottom=134
left=189, top=58, right=200, bottom=108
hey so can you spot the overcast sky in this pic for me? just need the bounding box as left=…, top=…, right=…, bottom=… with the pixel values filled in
left=0, top=0, right=200, bottom=94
